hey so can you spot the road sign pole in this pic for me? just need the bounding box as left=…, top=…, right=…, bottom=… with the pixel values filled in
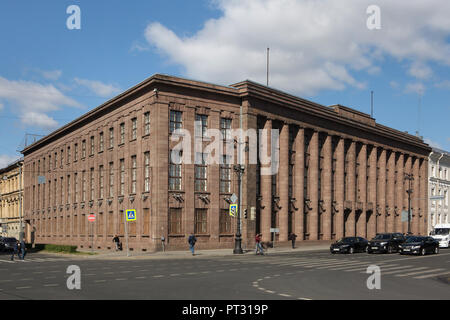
left=124, top=212, right=130, bottom=257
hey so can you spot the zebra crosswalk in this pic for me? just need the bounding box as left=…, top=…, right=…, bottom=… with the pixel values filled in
left=224, top=254, right=450, bottom=280
left=0, top=256, right=73, bottom=264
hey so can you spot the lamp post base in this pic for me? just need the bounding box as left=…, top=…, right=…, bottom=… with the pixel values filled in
left=233, top=236, right=244, bottom=254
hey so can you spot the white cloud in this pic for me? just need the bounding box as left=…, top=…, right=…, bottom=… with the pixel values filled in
left=0, top=102, right=3, bottom=111
left=435, top=80, right=450, bottom=90
left=404, top=82, right=425, bottom=96
left=0, top=155, right=19, bottom=169
left=389, top=81, right=400, bottom=89
left=41, top=70, right=62, bottom=81
left=425, top=138, right=442, bottom=149
left=74, top=78, right=121, bottom=98
left=145, top=0, right=450, bottom=96
left=0, top=76, right=81, bottom=130
left=408, top=61, right=432, bottom=80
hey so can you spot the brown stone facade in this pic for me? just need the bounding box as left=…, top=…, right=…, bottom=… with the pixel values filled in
left=21, top=74, right=431, bottom=252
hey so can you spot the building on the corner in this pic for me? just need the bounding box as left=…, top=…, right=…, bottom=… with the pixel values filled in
left=428, top=148, right=450, bottom=233
left=21, top=74, right=431, bottom=251
left=0, top=158, right=24, bottom=239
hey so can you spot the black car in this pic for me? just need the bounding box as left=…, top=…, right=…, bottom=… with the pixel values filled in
left=367, top=233, right=405, bottom=254
left=1, top=237, right=18, bottom=252
left=399, top=236, right=439, bottom=255
left=330, top=237, right=368, bottom=254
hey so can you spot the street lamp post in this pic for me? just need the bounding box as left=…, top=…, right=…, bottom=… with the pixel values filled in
left=233, top=165, right=244, bottom=254
left=405, top=173, right=414, bottom=235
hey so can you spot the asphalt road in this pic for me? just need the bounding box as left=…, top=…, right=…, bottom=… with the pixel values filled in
left=0, top=248, right=449, bottom=300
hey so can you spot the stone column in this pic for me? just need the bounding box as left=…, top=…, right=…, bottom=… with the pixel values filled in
left=357, top=144, right=367, bottom=238
left=293, top=128, right=304, bottom=239
left=396, top=153, right=404, bottom=233
left=368, top=145, right=377, bottom=239
left=335, top=137, right=345, bottom=240
left=278, top=123, right=290, bottom=242
left=413, top=157, right=420, bottom=234
left=386, top=150, right=396, bottom=233
left=322, top=134, right=333, bottom=240
left=309, top=131, right=319, bottom=240
left=260, top=119, right=272, bottom=242
left=404, top=155, right=412, bottom=234
left=420, top=158, right=428, bottom=235
left=347, top=140, right=356, bottom=236
left=377, top=148, right=386, bottom=233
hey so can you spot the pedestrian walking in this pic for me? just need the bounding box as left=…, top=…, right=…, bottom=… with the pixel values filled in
left=255, top=233, right=264, bottom=255
left=10, top=240, right=18, bottom=261
left=113, top=235, right=121, bottom=251
left=19, top=240, right=26, bottom=260
left=188, top=233, right=197, bottom=256
left=288, top=232, right=297, bottom=249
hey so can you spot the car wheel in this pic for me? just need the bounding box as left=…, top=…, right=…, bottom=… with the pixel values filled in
left=434, top=247, right=439, bottom=254
left=420, top=248, right=426, bottom=256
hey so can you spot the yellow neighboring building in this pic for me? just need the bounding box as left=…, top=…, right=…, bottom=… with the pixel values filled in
left=0, top=158, right=23, bottom=240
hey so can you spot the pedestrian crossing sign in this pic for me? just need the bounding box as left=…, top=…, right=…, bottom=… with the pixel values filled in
left=126, top=209, right=137, bottom=221
left=229, top=204, right=238, bottom=217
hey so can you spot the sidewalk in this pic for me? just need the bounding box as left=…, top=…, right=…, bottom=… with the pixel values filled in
left=36, top=241, right=333, bottom=261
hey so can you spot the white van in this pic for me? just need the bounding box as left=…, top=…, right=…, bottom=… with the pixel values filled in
left=430, top=223, right=450, bottom=248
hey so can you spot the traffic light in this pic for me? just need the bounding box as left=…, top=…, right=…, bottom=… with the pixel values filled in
left=244, top=209, right=248, bottom=219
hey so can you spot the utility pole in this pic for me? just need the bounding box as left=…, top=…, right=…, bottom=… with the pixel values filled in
left=233, top=99, right=245, bottom=254
left=18, top=162, right=24, bottom=242
left=405, top=173, right=414, bottom=235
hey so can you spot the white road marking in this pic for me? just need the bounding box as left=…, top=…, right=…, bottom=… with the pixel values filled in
left=396, top=268, right=446, bottom=277
left=414, top=271, right=450, bottom=279
left=382, top=266, right=428, bottom=275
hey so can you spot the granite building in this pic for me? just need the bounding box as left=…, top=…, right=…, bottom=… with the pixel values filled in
left=21, top=74, right=431, bottom=251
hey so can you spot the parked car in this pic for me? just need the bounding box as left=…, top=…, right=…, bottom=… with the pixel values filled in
left=399, top=236, right=440, bottom=255
left=367, top=233, right=405, bottom=254
left=1, top=237, right=17, bottom=252
left=330, top=237, right=368, bottom=254
left=429, top=223, right=450, bottom=248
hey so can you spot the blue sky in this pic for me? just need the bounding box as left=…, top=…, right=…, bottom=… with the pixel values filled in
left=0, top=0, right=449, bottom=167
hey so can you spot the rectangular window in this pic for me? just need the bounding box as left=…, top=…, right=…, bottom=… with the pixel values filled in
left=119, top=159, right=125, bottom=196
left=131, top=118, right=137, bottom=140
left=169, top=110, right=182, bottom=133
left=169, top=155, right=182, bottom=191
left=60, top=149, right=64, bottom=167
left=119, top=210, right=124, bottom=235
left=109, top=128, right=114, bottom=148
left=61, top=176, right=64, bottom=205
left=82, top=140, right=86, bottom=158
left=220, top=155, right=231, bottom=193
left=195, top=152, right=207, bottom=192
left=74, top=144, right=78, bottom=161
left=144, top=152, right=150, bottom=192
left=144, top=112, right=150, bottom=135
left=168, top=208, right=182, bottom=234
left=131, top=155, right=137, bottom=194
left=220, top=209, right=232, bottom=234
left=97, top=212, right=103, bottom=236
left=54, top=152, right=57, bottom=169
left=90, top=136, right=94, bottom=156
left=195, top=114, right=208, bottom=138
left=74, top=173, right=78, bottom=203
left=90, top=167, right=95, bottom=200
left=109, top=162, right=114, bottom=198
left=67, top=175, right=71, bottom=204
left=99, top=165, right=104, bottom=199
left=67, top=146, right=71, bottom=164
left=99, top=132, right=104, bottom=152
left=194, top=209, right=208, bottom=234
left=107, top=211, right=114, bottom=236
left=221, top=118, right=232, bottom=141
left=120, top=123, right=125, bottom=144
left=82, top=170, right=86, bottom=202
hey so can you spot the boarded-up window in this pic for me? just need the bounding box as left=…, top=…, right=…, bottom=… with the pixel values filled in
left=169, top=208, right=182, bottom=234
left=142, top=208, right=150, bottom=235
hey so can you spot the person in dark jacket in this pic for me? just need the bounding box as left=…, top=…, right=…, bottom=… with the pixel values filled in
left=288, top=233, right=297, bottom=249
left=113, top=235, right=121, bottom=251
left=10, top=241, right=18, bottom=261
left=188, top=233, right=197, bottom=256
left=19, top=240, right=26, bottom=260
